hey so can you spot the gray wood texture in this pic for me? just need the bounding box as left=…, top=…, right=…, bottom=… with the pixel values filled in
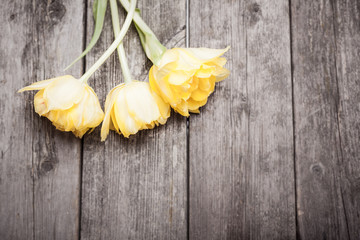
left=292, top=0, right=360, bottom=239
left=188, top=0, right=295, bottom=239
left=0, top=0, right=84, bottom=239
left=1, top=0, right=359, bottom=239
left=80, top=0, right=187, bottom=239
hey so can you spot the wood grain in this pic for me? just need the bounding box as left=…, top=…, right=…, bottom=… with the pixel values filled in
left=80, top=0, right=187, bottom=239
left=188, top=0, right=295, bottom=239
left=0, top=0, right=84, bottom=239
left=334, top=1, right=360, bottom=238
left=1, top=0, right=360, bottom=239
left=291, top=0, right=360, bottom=239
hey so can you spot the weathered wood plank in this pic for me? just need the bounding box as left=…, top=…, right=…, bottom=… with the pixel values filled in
left=291, top=0, right=360, bottom=239
left=0, top=0, right=84, bottom=239
left=189, top=0, right=295, bottom=239
left=80, top=0, right=187, bottom=239
left=333, top=1, right=360, bottom=238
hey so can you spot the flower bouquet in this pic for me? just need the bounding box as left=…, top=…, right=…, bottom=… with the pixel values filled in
left=19, top=0, right=230, bottom=141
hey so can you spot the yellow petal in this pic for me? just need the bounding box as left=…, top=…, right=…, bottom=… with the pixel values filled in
left=73, top=129, right=88, bottom=138
left=198, top=78, right=211, bottom=91
left=188, top=97, right=207, bottom=111
left=157, top=48, right=179, bottom=69
left=114, top=89, right=141, bottom=138
left=101, top=85, right=123, bottom=141
left=62, top=110, right=75, bottom=131
left=199, top=77, right=216, bottom=93
left=173, top=99, right=189, bottom=117
left=149, top=67, right=162, bottom=96
left=80, top=85, right=104, bottom=128
left=124, top=82, right=161, bottom=124
left=110, top=108, right=121, bottom=133
left=45, top=110, right=60, bottom=123
left=67, top=90, right=90, bottom=129
left=167, top=71, right=193, bottom=85
left=18, top=76, right=62, bottom=92
left=189, top=109, right=200, bottom=114
left=151, top=90, right=170, bottom=119
left=191, top=88, right=209, bottom=101
left=209, top=57, right=227, bottom=67
left=213, top=67, right=230, bottom=82
left=184, top=46, right=230, bottom=62
left=47, top=110, right=73, bottom=131
left=43, top=76, right=85, bottom=111
left=65, top=85, right=104, bottom=138
left=34, top=90, right=48, bottom=115
left=188, top=76, right=199, bottom=92
left=196, top=67, right=214, bottom=79
left=150, top=67, right=178, bottom=104
left=66, top=86, right=103, bottom=134
left=109, top=117, right=116, bottom=131
left=174, top=49, right=202, bottom=70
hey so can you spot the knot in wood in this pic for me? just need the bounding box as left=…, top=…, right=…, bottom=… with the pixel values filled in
left=310, top=163, right=324, bottom=176
left=247, top=3, right=261, bottom=26
left=9, top=14, right=16, bottom=21
left=251, top=3, right=260, bottom=13
left=47, top=1, right=66, bottom=26
left=41, top=161, right=54, bottom=172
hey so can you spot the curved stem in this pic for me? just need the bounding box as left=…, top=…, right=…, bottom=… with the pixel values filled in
left=110, top=0, right=132, bottom=83
left=79, top=0, right=137, bottom=84
left=118, top=0, right=154, bottom=34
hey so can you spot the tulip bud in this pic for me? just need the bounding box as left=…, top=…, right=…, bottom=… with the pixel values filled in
left=19, top=75, right=104, bottom=138
left=101, top=81, right=170, bottom=140
left=149, top=47, right=230, bottom=116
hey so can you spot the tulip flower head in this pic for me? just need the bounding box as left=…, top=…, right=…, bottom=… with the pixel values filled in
left=19, top=75, right=104, bottom=138
left=101, top=81, right=170, bottom=140
left=149, top=47, right=230, bottom=116
left=100, top=0, right=169, bottom=141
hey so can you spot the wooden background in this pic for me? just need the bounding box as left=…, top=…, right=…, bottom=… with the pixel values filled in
left=1, top=0, right=359, bottom=239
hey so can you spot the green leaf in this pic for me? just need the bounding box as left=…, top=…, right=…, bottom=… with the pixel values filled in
left=134, top=23, right=166, bottom=66
left=132, top=7, right=166, bottom=65
left=134, top=23, right=146, bottom=50
left=65, top=0, right=108, bottom=70
left=93, top=0, right=99, bottom=21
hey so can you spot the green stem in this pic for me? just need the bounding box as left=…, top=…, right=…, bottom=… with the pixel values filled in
left=109, top=0, right=132, bottom=84
left=117, top=0, right=167, bottom=65
left=118, top=0, right=154, bottom=34
left=79, top=0, right=137, bottom=84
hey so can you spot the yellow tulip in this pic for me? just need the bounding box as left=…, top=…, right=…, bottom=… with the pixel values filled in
left=101, top=81, right=170, bottom=140
left=19, top=75, right=104, bottom=138
left=149, top=47, right=230, bottom=116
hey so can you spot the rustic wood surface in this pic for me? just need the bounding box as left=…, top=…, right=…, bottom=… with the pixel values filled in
left=0, top=0, right=359, bottom=239
left=189, top=0, right=295, bottom=239
left=80, top=0, right=187, bottom=239
left=292, top=0, right=360, bottom=239
left=0, top=0, right=84, bottom=239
